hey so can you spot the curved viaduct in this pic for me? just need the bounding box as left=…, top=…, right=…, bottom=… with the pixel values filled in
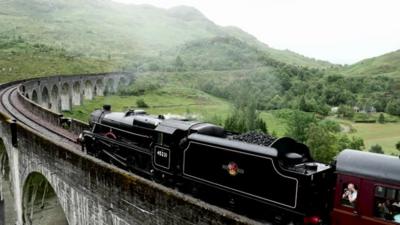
left=0, top=73, right=261, bottom=225
left=21, top=73, right=126, bottom=112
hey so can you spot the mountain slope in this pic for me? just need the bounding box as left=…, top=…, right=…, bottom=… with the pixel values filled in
left=0, top=0, right=332, bottom=68
left=159, top=36, right=268, bottom=71
left=0, top=35, right=116, bottom=83
left=342, top=50, right=400, bottom=77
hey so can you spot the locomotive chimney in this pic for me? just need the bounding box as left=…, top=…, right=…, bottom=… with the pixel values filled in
left=103, top=105, right=111, bottom=112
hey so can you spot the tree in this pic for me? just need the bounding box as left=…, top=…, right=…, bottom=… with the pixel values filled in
left=175, top=55, right=184, bottom=71
left=285, top=110, right=316, bottom=143
left=337, top=134, right=350, bottom=152
left=224, top=101, right=267, bottom=134
left=306, top=124, right=338, bottom=163
left=378, top=113, right=385, bottom=124
left=337, top=105, right=354, bottom=119
left=396, top=141, right=400, bottom=154
left=319, top=119, right=341, bottom=133
left=224, top=110, right=246, bottom=133
left=369, top=144, right=384, bottom=154
left=385, top=100, right=400, bottom=116
left=337, top=135, right=364, bottom=152
left=349, top=136, right=365, bottom=150
left=298, top=96, right=308, bottom=111
left=224, top=82, right=268, bottom=133
left=255, top=117, right=267, bottom=134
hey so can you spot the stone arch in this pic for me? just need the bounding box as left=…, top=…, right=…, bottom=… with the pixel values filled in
left=105, top=79, right=115, bottom=95
left=95, top=79, right=104, bottom=96
left=60, top=83, right=71, bottom=111
left=0, top=138, right=13, bottom=225
left=22, top=172, right=68, bottom=225
left=72, top=81, right=81, bottom=106
left=50, top=85, right=59, bottom=113
left=41, top=87, right=50, bottom=109
left=118, top=77, right=127, bottom=89
left=31, top=90, right=38, bottom=103
left=25, top=93, right=29, bottom=99
left=84, top=80, right=93, bottom=100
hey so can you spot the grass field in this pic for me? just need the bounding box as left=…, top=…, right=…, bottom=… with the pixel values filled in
left=64, top=85, right=289, bottom=136
left=351, top=122, right=400, bottom=155
left=333, top=118, right=400, bottom=154
left=64, top=86, right=232, bottom=123
left=0, top=36, right=119, bottom=84
left=260, top=111, right=287, bottom=136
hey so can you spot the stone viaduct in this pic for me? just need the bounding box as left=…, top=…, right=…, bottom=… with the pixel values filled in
left=0, top=73, right=260, bottom=225
left=20, top=73, right=129, bottom=112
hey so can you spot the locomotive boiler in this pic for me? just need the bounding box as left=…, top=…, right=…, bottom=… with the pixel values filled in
left=80, top=105, right=334, bottom=225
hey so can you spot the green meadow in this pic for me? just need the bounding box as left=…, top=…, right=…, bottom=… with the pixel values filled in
left=63, top=85, right=290, bottom=136
left=333, top=118, right=400, bottom=154
left=64, top=86, right=232, bottom=123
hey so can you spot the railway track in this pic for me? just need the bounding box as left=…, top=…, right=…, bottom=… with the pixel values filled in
left=0, top=83, right=80, bottom=149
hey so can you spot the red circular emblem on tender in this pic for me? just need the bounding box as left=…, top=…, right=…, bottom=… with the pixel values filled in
left=227, top=162, right=238, bottom=176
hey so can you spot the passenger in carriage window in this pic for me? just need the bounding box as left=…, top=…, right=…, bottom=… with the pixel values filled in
left=377, top=200, right=393, bottom=220
left=341, top=183, right=358, bottom=207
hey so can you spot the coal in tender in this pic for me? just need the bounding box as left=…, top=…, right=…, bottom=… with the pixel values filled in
left=229, top=131, right=277, bottom=147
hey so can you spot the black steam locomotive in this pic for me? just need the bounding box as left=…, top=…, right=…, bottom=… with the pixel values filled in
left=80, top=106, right=334, bottom=225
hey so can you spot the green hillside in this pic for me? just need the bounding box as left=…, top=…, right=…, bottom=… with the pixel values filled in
left=0, top=0, right=332, bottom=69
left=342, top=50, right=400, bottom=77
left=0, top=35, right=116, bottom=83
left=157, top=36, right=271, bottom=71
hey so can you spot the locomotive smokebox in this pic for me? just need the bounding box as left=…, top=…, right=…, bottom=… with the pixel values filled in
left=89, top=105, right=112, bottom=125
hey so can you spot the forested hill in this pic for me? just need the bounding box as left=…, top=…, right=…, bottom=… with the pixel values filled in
left=342, top=50, right=400, bottom=77
left=0, top=0, right=332, bottom=69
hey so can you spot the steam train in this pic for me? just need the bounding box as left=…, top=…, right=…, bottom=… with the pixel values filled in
left=80, top=106, right=400, bottom=225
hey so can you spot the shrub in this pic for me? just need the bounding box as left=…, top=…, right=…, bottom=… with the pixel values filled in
left=136, top=99, right=148, bottom=108
left=369, top=144, right=384, bottom=154
left=378, top=113, right=385, bottom=124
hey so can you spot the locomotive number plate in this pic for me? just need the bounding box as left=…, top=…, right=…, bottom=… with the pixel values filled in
left=154, top=146, right=171, bottom=169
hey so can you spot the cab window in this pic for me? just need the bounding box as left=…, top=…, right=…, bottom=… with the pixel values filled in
left=374, top=186, right=400, bottom=223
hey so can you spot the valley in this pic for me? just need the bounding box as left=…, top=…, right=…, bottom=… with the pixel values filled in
left=1, top=0, right=399, bottom=159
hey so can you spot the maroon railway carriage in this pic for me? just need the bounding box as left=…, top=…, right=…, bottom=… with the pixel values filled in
left=332, top=150, right=400, bottom=225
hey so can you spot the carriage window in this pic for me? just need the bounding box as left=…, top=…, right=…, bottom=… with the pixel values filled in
left=374, top=186, right=400, bottom=223
left=376, top=186, right=385, bottom=198
left=341, top=183, right=358, bottom=208
left=387, top=189, right=397, bottom=200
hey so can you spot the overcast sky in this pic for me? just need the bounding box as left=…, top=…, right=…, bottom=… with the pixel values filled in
left=112, top=0, right=400, bottom=64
